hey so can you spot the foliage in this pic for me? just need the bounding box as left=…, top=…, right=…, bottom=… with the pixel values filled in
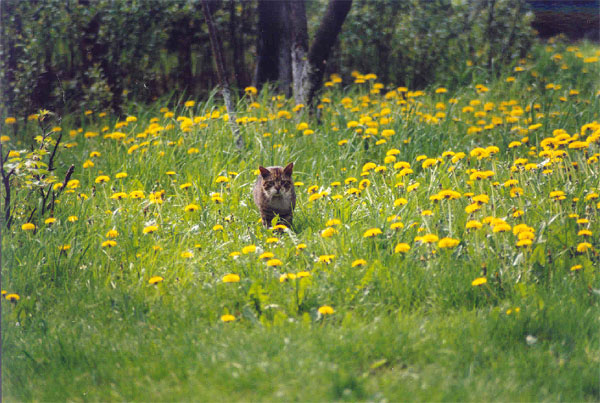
left=2, top=39, right=600, bottom=401
left=0, top=0, right=536, bottom=118
left=338, top=0, right=535, bottom=88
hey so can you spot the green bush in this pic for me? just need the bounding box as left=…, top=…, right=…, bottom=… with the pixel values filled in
left=337, top=0, right=535, bottom=87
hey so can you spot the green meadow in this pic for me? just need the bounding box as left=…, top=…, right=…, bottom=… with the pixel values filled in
left=2, top=39, right=600, bottom=401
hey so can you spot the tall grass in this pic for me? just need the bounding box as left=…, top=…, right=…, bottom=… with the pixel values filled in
left=2, top=39, right=599, bottom=401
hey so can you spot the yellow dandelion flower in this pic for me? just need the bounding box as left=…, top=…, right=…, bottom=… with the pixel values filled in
left=149, top=276, right=163, bottom=285
left=318, top=305, right=335, bottom=315
left=321, top=225, right=339, bottom=238
left=22, top=223, right=36, bottom=231
left=394, top=198, right=408, bottom=207
left=67, top=216, right=78, bottom=223
left=266, top=259, right=282, bottom=267
left=570, top=265, right=582, bottom=272
left=5, top=293, right=20, bottom=302
left=471, top=277, right=487, bottom=286
left=102, top=240, right=117, bottom=248
left=394, top=243, right=411, bottom=253
left=296, top=244, right=307, bottom=251
left=318, top=255, right=335, bottom=264
left=352, top=259, right=367, bottom=267
left=143, top=225, right=158, bottom=234
left=438, top=237, right=460, bottom=248
left=95, top=175, right=110, bottom=184
left=242, top=245, right=257, bottom=254
left=184, top=204, right=200, bottom=212
left=222, top=274, right=240, bottom=283
left=221, top=314, right=236, bottom=322
left=259, top=252, right=275, bottom=260
left=363, top=228, right=382, bottom=238
left=106, top=229, right=118, bottom=238
left=390, top=222, right=404, bottom=230
left=45, top=217, right=56, bottom=225
left=576, top=242, right=592, bottom=253
left=213, top=224, right=224, bottom=231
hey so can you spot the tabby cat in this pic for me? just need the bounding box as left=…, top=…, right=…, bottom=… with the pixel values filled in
left=253, top=163, right=296, bottom=227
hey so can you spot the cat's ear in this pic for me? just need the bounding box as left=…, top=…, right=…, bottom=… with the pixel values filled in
left=259, top=166, right=271, bottom=179
left=283, top=162, right=294, bottom=177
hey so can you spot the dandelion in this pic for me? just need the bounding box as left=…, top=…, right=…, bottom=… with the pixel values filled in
left=149, top=276, right=163, bottom=285
left=221, top=314, right=236, bottom=322
left=244, top=86, right=258, bottom=95
left=352, top=259, right=367, bottom=267
left=394, top=198, right=408, bottom=207
left=266, top=259, right=282, bottom=267
left=111, top=192, right=128, bottom=200
left=280, top=273, right=297, bottom=282
left=102, top=240, right=117, bottom=248
left=363, top=228, right=382, bottom=238
left=181, top=251, right=193, bottom=259
left=212, top=224, right=223, bottom=231
left=318, top=255, right=335, bottom=264
left=297, top=271, right=311, bottom=278
left=67, top=216, right=78, bottom=223
left=5, top=293, right=20, bottom=302
left=516, top=239, right=532, bottom=247
left=492, top=223, right=511, bottom=233
left=576, top=242, right=592, bottom=253
left=417, top=234, right=439, bottom=244
left=143, top=225, right=158, bottom=234
left=296, top=244, right=307, bottom=251
left=394, top=243, right=411, bottom=253
left=466, top=220, right=482, bottom=230
left=184, top=204, right=200, bottom=212
left=95, top=175, right=110, bottom=184
left=22, top=223, right=36, bottom=231
left=242, top=245, right=257, bottom=254
left=570, top=265, right=582, bottom=272
left=318, top=305, right=335, bottom=315
left=321, top=227, right=338, bottom=238
left=106, top=229, right=118, bottom=238
left=438, top=238, right=460, bottom=248
left=390, top=222, right=404, bottom=230
left=471, top=277, right=487, bottom=286
left=222, top=274, right=240, bottom=283
left=259, top=252, right=275, bottom=260
left=45, top=217, right=56, bottom=225
left=58, top=244, right=71, bottom=251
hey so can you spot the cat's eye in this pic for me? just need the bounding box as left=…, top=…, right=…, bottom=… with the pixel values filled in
left=264, top=182, right=273, bottom=189
left=283, top=181, right=291, bottom=188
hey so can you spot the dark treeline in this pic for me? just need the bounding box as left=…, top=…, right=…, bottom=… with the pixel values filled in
left=1, top=0, right=535, bottom=118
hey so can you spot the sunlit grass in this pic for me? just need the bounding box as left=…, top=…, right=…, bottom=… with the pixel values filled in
left=2, top=39, right=599, bottom=401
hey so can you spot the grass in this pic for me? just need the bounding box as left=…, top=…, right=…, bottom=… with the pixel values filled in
left=2, top=38, right=600, bottom=401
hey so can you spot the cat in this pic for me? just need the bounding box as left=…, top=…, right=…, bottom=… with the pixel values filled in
left=253, top=162, right=296, bottom=227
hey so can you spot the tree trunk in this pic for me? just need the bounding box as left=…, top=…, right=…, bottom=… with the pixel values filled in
left=201, top=0, right=243, bottom=149
left=289, top=0, right=309, bottom=105
left=300, top=0, right=352, bottom=107
left=277, top=2, right=292, bottom=97
left=229, top=0, right=246, bottom=91
left=254, top=0, right=282, bottom=88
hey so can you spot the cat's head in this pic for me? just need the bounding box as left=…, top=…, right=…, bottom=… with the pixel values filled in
left=258, top=163, right=294, bottom=199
